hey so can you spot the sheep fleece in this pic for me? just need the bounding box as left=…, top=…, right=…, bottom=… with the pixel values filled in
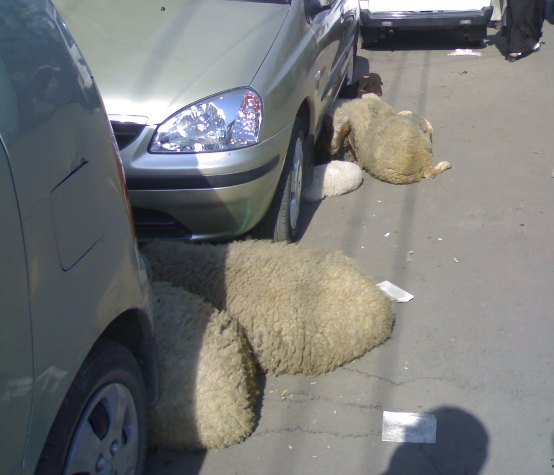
left=304, top=160, right=363, bottom=202
left=144, top=240, right=393, bottom=375
left=150, top=282, right=258, bottom=450
left=327, top=94, right=451, bottom=184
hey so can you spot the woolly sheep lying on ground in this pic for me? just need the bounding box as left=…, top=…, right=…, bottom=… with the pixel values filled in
left=365, top=113, right=451, bottom=184
left=397, top=110, right=433, bottom=142
left=326, top=93, right=396, bottom=159
left=303, top=160, right=363, bottom=202
left=326, top=93, right=451, bottom=184
left=149, top=282, right=258, bottom=451
left=143, top=240, right=393, bottom=376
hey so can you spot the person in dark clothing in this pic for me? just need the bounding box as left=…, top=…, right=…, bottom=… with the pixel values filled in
left=506, top=0, right=545, bottom=61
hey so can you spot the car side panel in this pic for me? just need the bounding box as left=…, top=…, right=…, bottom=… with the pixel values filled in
left=0, top=4, right=152, bottom=473
left=308, top=1, right=347, bottom=124
left=0, top=139, right=33, bottom=475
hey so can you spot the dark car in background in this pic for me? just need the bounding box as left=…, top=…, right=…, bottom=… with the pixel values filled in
left=359, top=0, right=493, bottom=45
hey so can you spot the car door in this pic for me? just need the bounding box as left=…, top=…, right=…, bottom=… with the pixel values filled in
left=0, top=137, right=33, bottom=474
left=341, top=0, right=359, bottom=48
left=309, top=0, right=347, bottom=111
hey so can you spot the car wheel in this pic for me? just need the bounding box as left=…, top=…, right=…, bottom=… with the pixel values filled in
left=35, top=340, right=147, bottom=475
left=253, top=118, right=307, bottom=242
left=361, top=27, right=379, bottom=48
left=466, top=26, right=486, bottom=45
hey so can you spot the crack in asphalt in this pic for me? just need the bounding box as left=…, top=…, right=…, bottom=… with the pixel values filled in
left=252, top=425, right=382, bottom=440
left=264, top=389, right=383, bottom=411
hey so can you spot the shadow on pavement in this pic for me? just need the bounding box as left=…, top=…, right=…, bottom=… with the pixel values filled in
left=381, top=406, right=489, bottom=475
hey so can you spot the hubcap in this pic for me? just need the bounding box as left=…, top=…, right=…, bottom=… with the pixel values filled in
left=63, top=383, right=139, bottom=475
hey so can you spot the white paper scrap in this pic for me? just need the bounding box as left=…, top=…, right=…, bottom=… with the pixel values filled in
left=382, top=411, right=437, bottom=443
left=377, top=281, right=414, bottom=303
left=448, top=49, right=482, bottom=57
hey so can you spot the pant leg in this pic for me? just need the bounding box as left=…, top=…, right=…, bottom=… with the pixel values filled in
left=491, top=0, right=502, bottom=21
left=506, top=0, right=544, bottom=52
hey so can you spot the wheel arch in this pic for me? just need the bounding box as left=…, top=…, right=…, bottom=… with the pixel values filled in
left=100, top=309, right=159, bottom=406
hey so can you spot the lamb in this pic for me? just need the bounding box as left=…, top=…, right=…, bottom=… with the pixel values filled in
left=303, top=160, right=363, bottom=202
left=149, top=282, right=258, bottom=451
left=325, top=93, right=451, bottom=184
left=143, top=240, right=393, bottom=376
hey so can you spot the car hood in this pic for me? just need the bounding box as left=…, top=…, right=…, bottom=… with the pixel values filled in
left=56, top=0, right=290, bottom=124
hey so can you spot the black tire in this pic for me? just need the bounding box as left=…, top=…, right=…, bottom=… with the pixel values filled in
left=35, top=339, right=147, bottom=475
left=361, top=27, right=379, bottom=48
left=466, top=26, right=486, bottom=45
left=253, top=118, right=307, bottom=242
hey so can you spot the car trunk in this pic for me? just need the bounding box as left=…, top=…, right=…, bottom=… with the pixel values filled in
left=367, top=0, right=491, bottom=12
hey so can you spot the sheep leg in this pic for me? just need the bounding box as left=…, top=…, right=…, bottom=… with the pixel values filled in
left=423, top=161, right=452, bottom=179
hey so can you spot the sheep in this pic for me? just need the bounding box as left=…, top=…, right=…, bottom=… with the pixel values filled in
left=327, top=93, right=396, bottom=158
left=397, top=110, right=433, bottom=142
left=149, top=282, right=258, bottom=451
left=143, top=240, right=393, bottom=376
left=303, top=160, right=363, bottom=202
left=314, top=93, right=395, bottom=164
left=324, top=94, right=451, bottom=184
left=367, top=113, right=451, bottom=184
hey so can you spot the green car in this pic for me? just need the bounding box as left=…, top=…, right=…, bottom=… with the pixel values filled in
left=0, top=1, right=157, bottom=473
left=54, top=0, right=360, bottom=242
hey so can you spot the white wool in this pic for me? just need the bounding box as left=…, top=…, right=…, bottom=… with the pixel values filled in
left=304, top=160, right=363, bottom=202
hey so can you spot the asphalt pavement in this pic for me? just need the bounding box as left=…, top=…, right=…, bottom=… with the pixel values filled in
left=147, top=24, right=554, bottom=475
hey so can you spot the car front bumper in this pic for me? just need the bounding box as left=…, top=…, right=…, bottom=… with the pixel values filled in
left=360, top=7, right=493, bottom=30
left=117, top=122, right=293, bottom=241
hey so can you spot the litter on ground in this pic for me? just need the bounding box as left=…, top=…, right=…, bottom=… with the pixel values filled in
left=382, top=411, right=437, bottom=443
left=448, top=49, right=482, bottom=56
left=377, top=281, right=414, bottom=303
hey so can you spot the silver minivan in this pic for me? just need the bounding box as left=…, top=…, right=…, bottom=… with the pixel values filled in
left=0, top=1, right=157, bottom=473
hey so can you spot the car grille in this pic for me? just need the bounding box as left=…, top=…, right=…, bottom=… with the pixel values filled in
left=132, top=208, right=192, bottom=240
left=111, top=121, right=146, bottom=150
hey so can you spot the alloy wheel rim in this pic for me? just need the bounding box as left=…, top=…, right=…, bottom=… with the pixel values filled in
left=63, top=383, right=139, bottom=475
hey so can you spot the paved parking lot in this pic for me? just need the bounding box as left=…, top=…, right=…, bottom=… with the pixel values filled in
left=147, top=24, right=554, bottom=475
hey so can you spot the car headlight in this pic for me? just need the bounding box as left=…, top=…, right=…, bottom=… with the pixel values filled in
left=149, top=88, right=263, bottom=153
